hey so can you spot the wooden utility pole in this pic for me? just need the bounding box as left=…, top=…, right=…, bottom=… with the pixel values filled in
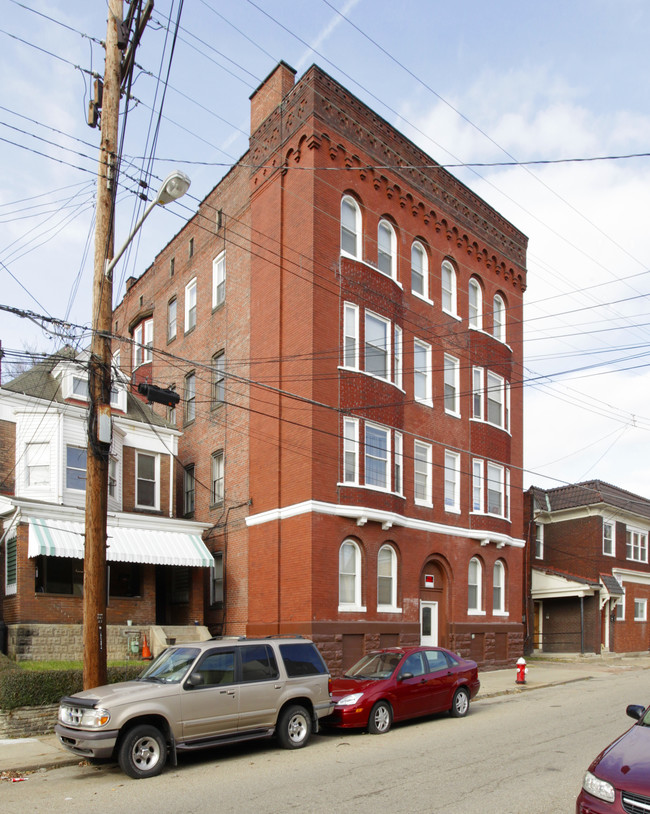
left=83, top=0, right=123, bottom=690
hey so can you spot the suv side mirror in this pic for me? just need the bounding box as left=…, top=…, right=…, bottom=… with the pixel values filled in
left=186, top=672, right=204, bottom=688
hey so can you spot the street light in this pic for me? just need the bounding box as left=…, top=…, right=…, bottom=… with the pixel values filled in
left=83, top=169, right=190, bottom=691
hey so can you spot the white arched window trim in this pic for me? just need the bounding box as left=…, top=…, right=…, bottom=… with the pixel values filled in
left=493, top=293, right=506, bottom=343
left=493, top=560, right=508, bottom=615
left=341, top=195, right=362, bottom=260
left=468, top=557, right=485, bottom=615
left=377, top=544, right=401, bottom=612
left=468, top=278, right=483, bottom=330
left=338, top=539, right=366, bottom=612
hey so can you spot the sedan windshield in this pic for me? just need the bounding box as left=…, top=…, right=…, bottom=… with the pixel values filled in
left=138, top=647, right=200, bottom=684
left=345, top=652, right=402, bottom=679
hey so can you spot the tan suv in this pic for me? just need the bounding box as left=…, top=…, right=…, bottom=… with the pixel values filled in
left=55, top=637, right=333, bottom=778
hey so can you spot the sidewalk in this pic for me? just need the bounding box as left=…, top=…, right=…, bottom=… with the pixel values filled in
left=2, top=655, right=650, bottom=778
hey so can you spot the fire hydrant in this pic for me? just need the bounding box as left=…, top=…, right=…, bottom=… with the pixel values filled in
left=516, top=657, right=527, bottom=684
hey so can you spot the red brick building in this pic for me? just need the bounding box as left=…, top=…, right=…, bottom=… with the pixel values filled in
left=0, top=348, right=212, bottom=659
left=524, top=481, right=650, bottom=655
left=113, top=62, right=528, bottom=671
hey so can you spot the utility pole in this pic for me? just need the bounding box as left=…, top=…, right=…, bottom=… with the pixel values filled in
left=83, top=0, right=123, bottom=691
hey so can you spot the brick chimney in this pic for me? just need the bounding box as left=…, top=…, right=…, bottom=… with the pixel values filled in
left=250, top=60, right=296, bottom=135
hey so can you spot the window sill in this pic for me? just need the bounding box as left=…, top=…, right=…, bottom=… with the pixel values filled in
left=468, top=609, right=486, bottom=616
left=340, top=253, right=403, bottom=289
left=212, top=301, right=225, bottom=313
left=442, top=309, right=462, bottom=322
left=444, top=409, right=461, bottom=420
left=377, top=605, right=402, bottom=614
left=338, top=604, right=367, bottom=613
left=414, top=397, right=433, bottom=408
left=444, top=506, right=461, bottom=515
left=493, top=610, right=509, bottom=617
left=184, top=325, right=196, bottom=336
left=412, top=291, right=434, bottom=306
left=337, top=482, right=406, bottom=500
left=414, top=499, right=433, bottom=509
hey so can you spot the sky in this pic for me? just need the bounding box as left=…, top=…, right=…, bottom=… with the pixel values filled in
left=2, top=0, right=650, bottom=497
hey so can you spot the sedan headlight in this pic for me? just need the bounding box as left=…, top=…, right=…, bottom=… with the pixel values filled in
left=59, top=704, right=111, bottom=729
left=336, top=693, right=364, bottom=707
left=582, top=770, right=615, bottom=803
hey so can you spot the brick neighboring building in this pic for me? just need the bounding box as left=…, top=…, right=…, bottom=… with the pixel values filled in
left=0, top=348, right=211, bottom=659
left=112, top=61, right=528, bottom=671
left=524, top=481, right=650, bottom=655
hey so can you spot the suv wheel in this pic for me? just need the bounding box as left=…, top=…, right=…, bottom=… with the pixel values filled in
left=118, top=724, right=167, bottom=778
left=277, top=704, right=312, bottom=749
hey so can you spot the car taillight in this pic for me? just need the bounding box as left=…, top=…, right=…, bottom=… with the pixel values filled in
left=328, top=677, right=333, bottom=696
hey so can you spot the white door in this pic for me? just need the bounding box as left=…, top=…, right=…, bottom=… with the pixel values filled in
left=420, top=601, right=438, bottom=646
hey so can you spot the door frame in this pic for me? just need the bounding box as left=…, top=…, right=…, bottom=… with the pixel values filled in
left=420, top=600, right=438, bottom=646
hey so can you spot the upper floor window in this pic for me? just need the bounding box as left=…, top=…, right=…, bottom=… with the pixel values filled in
left=211, top=450, right=224, bottom=505
left=486, top=371, right=505, bottom=427
left=468, top=278, right=482, bottom=329
left=212, top=250, right=226, bottom=308
left=339, top=539, right=363, bottom=610
left=66, top=445, right=87, bottom=491
left=468, top=557, right=483, bottom=613
left=184, top=465, right=195, bottom=515
left=212, top=352, right=225, bottom=407
left=411, top=241, right=428, bottom=298
left=377, top=545, right=398, bottom=610
left=626, top=529, right=648, bottom=563
left=72, top=375, right=89, bottom=400
left=184, top=372, right=196, bottom=424
left=472, top=459, right=484, bottom=513
left=136, top=451, right=158, bottom=509
left=635, top=598, right=648, bottom=622
left=343, top=418, right=359, bottom=485
left=493, top=561, right=506, bottom=614
left=365, top=422, right=390, bottom=490
left=210, top=551, right=224, bottom=605
left=341, top=196, right=361, bottom=259
left=444, top=450, right=460, bottom=513
left=26, top=442, right=50, bottom=488
left=133, top=317, right=153, bottom=368
left=185, top=277, right=197, bottom=332
left=617, top=588, right=626, bottom=621
left=169, top=256, right=175, bottom=277
left=365, top=311, right=390, bottom=380
left=493, top=294, right=506, bottom=342
left=188, top=237, right=194, bottom=258
left=472, top=367, right=484, bottom=420
left=441, top=260, right=457, bottom=316
left=167, top=298, right=177, bottom=342
left=603, top=522, right=614, bottom=556
left=377, top=219, right=396, bottom=279
left=535, top=523, right=544, bottom=559
left=394, top=326, right=403, bottom=389
left=444, top=354, right=460, bottom=416
left=394, top=431, right=403, bottom=495
left=343, top=302, right=359, bottom=369
left=108, top=456, right=118, bottom=499
left=414, top=440, right=432, bottom=507
left=486, top=462, right=509, bottom=518
left=342, top=418, right=402, bottom=494
left=414, top=339, right=432, bottom=406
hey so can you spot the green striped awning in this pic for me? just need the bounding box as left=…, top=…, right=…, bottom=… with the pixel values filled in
left=28, top=517, right=212, bottom=567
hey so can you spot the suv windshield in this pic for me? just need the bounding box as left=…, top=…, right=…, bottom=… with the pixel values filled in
left=345, top=652, right=402, bottom=679
left=139, top=647, right=200, bottom=684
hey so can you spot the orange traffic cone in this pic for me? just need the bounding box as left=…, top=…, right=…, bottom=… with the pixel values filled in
left=142, top=635, right=152, bottom=660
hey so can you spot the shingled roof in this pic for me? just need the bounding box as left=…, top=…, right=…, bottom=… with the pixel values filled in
left=0, top=347, right=175, bottom=430
left=529, top=480, right=650, bottom=521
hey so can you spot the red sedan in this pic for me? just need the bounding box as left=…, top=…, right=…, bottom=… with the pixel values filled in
left=324, top=646, right=480, bottom=734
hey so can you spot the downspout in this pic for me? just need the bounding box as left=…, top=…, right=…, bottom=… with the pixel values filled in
left=580, top=595, right=585, bottom=654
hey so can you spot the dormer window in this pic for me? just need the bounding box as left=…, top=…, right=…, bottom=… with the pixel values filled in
left=72, top=375, right=89, bottom=400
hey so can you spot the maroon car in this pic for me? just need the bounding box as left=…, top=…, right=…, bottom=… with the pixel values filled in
left=324, top=646, right=480, bottom=734
left=577, top=703, right=650, bottom=813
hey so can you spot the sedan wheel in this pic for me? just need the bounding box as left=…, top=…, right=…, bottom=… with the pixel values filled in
left=367, top=701, right=392, bottom=734
left=450, top=687, right=470, bottom=718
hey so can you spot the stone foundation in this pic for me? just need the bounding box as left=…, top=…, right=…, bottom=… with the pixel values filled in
left=7, top=624, right=148, bottom=662
left=0, top=704, right=59, bottom=738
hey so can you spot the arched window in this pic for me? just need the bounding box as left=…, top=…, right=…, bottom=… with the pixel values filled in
left=493, top=294, right=506, bottom=342
left=377, top=220, right=396, bottom=278
left=377, top=545, right=397, bottom=609
left=411, top=241, right=428, bottom=297
left=441, top=260, right=457, bottom=315
left=339, top=540, right=362, bottom=608
left=341, top=196, right=361, bottom=259
left=468, top=278, right=482, bottom=329
left=493, top=560, right=506, bottom=613
left=468, top=557, right=482, bottom=612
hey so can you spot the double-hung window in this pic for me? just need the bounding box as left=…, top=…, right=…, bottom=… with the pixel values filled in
left=184, top=465, right=195, bottom=515
left=377, top=220, right=396, bottom=279
left=339, top=540, right=363, bottom=610
left=343, top=303, right=359, bottom=369
left=394, top=325, right=402, bottom=389
left=185, top=278, right=197, bottom=332
left=486, top=372, right=505, bottom=427
left=486, top=462, right=506, bottom=517
left=468, top=557, right=482, bottom=613
left=341, top=196, right=361, bottom=259
left=472, top=459, right=484, bottom=513
left=26, top=442, right=50, bottom=488
left=343, top=418, right=359, bottom=484
left=212, top=251, right=226, bottom=308
left=493, top=561, right=506, bottom=614
left=414, top=440, right=432, bottom=506
left=472, top=367, right=484, bottom=419
left=603, top=522, right=614, bottom=556
left=365, top=423, right=389, bottom=490
left=444, top=451, right=461, bottom=512
left=136, top=452, right=157, bottom=509
left=66, top=446, right=87, bottom=491
left=468, top=278, right=482, bottom=329
left=414, top=339, right=432, bottom=405
left=377, top=545, right=398, bottom=610
left=444, top=354, right=460, bottom=415
left=167, top=298, right=177, bottom=342
left=394, top=431, right=403, bottom=495
left=635, top=598, right=648, bottom=622
left=441, top=260, right=457, bottom=316
left=626, top=529, right=648, bottom=563
left=133, top=318, right=153, bottom=367
left=184, top=372, right=196, bottom=423
left=535, top=523, right=544, bottom=559
left=493, top=294, right=506, bottom=342
left=212, top=352, right=225, bottom=407
left=211, top=451, right=224, bottom=505
left=365, top=312, right=390, bottom=380
left=411, top=241, right=427, bottom=298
